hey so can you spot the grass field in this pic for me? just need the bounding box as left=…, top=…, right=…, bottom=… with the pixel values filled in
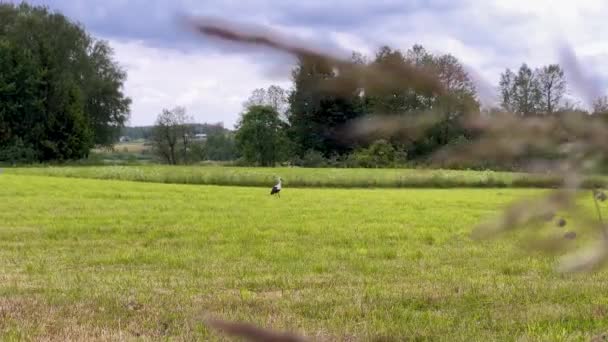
left=8, top=165, right=607, bottom=189
left=92, top=142, right=151, bottom=154
left=85, top=142, right=156, bottom=166
left=1, top=173, right=608, bottom=340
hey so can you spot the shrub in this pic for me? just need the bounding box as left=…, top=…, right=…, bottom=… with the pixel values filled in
left=0, top=139, right=39, bottom=164
left=346, top=140, right=407, bottom=168
left=300, top=150, right=327, bottom=167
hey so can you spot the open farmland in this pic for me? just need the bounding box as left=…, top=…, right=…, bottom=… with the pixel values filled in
left=1, top=173, right=607, bottom=340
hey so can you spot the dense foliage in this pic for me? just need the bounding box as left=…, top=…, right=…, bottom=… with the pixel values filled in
left=230, top=44, right=608, bottom=169
left=234, top=105, right=289, bottom=166
left=202, top=131, right=238, bottom=161
left=0, top=3, right=131, bottom=163
left=231, top=45, right=480, bottom=167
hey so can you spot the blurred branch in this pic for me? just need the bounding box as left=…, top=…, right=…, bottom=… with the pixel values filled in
left=205, top=318, right=309, bottom=342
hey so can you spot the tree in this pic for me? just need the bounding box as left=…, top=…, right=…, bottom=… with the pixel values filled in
left=435, top=59, right=479, bottom=117
left=285, top=44, right=479, bottom=160
left=408, top=54, right=480, bottom=156
left=0, top=40, right=46, bottom=162
left=202, top=131, right=238, bottom=161
left=82, top=40, right=132, bottom=146
left=243, top=88, right=266, bottom=108
left=513, top=64, right=541, bottom=116
left=499, top=63, right=567, bottom=116
left=287, top=53, right=368, bottom=157
left=365, top=45, right=478, bottom=157
left=235, top=105, right=288, bottom=166
left=0, top=34, right=92, bottom=162
left=266, top=85, right=289, bottom=120
left=499, top=69, right=517, bottom=113
left=243, top=85, right=289, bottom=121
left=536, top=64, right=566, bottom=114
left=406, top=44, right=434, bottom=67
left=592, top=96, right=608, bottom=115
left=499, top=64, right=541, bottom=116
left=434, top=54, right=477, bottom=104
left=0, top=3, right=131, bottom=162
left=557, top=99, right=587, bottom=115
left=151, top=106, right=194, bottom=165
left=368, top=45, right=419, bottom=114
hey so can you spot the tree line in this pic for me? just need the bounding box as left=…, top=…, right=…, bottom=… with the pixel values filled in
left=150, top=43, right=608, bottom=169
left=497, top=63, right=608, bottom=116
left=151, top=45, right=480, bottom=167
left=224, top=45, right=608, bottom=169
left=0, top=3, right=131, bottom=163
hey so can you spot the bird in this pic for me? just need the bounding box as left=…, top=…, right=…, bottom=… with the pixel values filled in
left=270, top=177, right=282, bottom=198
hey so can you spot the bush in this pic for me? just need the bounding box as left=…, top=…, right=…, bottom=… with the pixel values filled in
left=326, top=153, right=348, bottom=168
left=346, top=140, right=407, bottom=168
left=300, top=150, right=327, bottom=167
left=186, top=142, right=206, bottom=164
left=203, top=132, right=238, bottom=161
left=0, top=139, right=39, bottom=164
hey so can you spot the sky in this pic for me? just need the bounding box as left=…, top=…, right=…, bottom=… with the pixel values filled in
left=15, top=0, right=608, bottom=128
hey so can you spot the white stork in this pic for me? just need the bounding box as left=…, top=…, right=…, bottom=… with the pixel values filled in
left=270, top=177, right=282, bottom=197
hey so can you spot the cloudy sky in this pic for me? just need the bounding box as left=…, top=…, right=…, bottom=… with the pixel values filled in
left=18, top=0, right=608, bottom=128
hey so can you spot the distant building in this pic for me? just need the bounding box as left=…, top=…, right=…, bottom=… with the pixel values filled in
left=193, top=133, right=207, bottom=141
left=119, top=136, right=130, bottom=142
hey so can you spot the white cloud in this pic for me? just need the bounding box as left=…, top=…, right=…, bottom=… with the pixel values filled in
left=90, top=0, right=608, bottom=125
left=109, top=38, right=291, bottom=128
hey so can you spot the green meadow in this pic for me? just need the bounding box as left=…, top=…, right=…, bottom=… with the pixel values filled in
left=1, top=171, right=607, bottom=340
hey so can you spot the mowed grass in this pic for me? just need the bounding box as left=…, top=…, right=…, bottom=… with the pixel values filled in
left=1, top=174, right=608, bottom=340
left=9, top=165, right=607, bottom=189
